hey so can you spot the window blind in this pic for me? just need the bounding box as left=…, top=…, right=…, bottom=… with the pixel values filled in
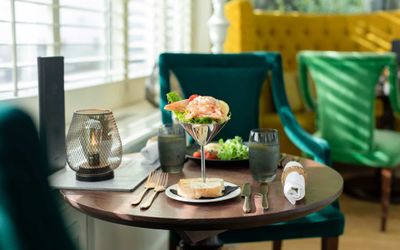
left=0, top=0, right=191, bottom=99
left=60, top=0, right=125, bottom=87
left=127, top=0, right=191, bottom=78
left=0, top=0, right=54, bottom=98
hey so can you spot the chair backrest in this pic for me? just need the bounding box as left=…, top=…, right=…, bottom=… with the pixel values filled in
left=298, top=51, right=400, bottom=153
left=0, top=105, right=76, bottom=250
left=159, top=53, right=278, bottom=140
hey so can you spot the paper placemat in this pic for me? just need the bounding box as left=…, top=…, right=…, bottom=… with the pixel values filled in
left=49, top=154, right=159, bottom=192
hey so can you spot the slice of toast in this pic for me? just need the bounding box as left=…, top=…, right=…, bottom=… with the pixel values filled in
left=177, top=178, right=224, bottom=199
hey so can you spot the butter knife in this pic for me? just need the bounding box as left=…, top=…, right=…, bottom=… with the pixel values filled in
left=241, top=183, right=251, bottom=213
left=260, top=183, right=269, bottom=210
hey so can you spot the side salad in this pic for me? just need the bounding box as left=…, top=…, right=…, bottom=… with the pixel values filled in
left=192, top=136, right=249, bottom=160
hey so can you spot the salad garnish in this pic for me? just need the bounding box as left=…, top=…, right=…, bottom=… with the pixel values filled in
left=192, top=136, right=249, bottom=160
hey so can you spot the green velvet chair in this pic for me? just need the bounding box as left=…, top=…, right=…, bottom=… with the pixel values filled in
left=298, top=51, right=400, bottom=232
left=159, top=52, right=344, bottom=250
left=0, top=105, right=77, bottom=250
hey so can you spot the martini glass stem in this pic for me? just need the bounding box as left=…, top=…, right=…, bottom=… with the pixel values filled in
left=200, top=144, right=206, bottom=182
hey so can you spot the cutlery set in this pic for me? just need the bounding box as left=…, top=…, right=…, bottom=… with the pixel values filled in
left=241, top=182, right=269, bottom=213
left=131, top=170, right=168, bottom=209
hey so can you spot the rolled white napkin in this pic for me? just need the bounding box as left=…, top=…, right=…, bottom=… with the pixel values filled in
left=282, top=161, right=305, bottom=205
left=140, top=136, right=159, bottom=166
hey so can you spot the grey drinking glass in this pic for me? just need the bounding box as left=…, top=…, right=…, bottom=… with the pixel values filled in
left=249, top=128, right=280, bottom=182
left=158, top=124, right=186, bottom=173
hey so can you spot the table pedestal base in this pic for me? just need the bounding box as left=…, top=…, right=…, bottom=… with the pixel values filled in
left=178, top=235, right=223, bottom=250
left=344, top=172, right=400, bottom=204
left=175, top=230, right=225, bottom=250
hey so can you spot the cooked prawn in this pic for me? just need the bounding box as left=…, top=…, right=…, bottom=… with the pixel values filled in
left=185, top=96, right=228, bottom=121
left=164, top=99, right=189, bottom=112
left=164, top=95, right=229, bottom=122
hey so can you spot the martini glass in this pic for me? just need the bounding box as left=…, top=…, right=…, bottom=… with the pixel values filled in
left=179, top=121, right=228, bottom=183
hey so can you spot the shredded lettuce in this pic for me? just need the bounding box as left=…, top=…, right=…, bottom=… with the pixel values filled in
left=167, top=91, right=183, bottom=103
left=187, top=117, right=214, bottom=124
left=217, top=136, right=249, bottom=160
left=173, top=112, right=215, bottom=124
left=173, top=111, right=186, bottom=122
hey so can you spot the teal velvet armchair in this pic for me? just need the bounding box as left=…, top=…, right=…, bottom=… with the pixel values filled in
left=159, top=52, right=344, bottom=250
left=0, top=105, right=77, bottom=250
left=298, top=51, right=400, bottom=231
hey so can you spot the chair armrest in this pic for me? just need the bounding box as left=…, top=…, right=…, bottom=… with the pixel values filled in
left=298, top=53, right=317, bottom=112
left=278, top=106, right=331, bottom=166
left=271, top=54, right=331, bottom=166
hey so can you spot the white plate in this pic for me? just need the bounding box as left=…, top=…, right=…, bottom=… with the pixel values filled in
left=165, top=181, right=241, bottom=203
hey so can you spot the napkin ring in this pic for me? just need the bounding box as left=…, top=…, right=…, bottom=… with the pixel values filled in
left=281, top=161, right=306, bottom=184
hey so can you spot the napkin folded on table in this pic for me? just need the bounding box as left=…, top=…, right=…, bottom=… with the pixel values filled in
left=140, top=136, right=159, bottom=166
left=281, top=161, right=306, bottom=205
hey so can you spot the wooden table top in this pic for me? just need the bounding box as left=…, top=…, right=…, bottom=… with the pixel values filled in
left=61, top=156, right=343, bottom=231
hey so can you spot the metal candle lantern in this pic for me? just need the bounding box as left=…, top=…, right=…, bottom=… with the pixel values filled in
left=66, top=109, right=122, bottom=181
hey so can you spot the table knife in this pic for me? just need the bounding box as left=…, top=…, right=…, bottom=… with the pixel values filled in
left=241, top=183, right=251, bottom=213
left=260, top=183, right=269, bottom=210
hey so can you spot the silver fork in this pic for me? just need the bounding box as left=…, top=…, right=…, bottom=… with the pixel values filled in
left=131, top=170, right=159, bottom=206
left=140, top=172, right=168, bottom=209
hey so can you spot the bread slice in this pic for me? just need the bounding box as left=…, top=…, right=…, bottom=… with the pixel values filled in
left=177, top=178, right=224, bottom=199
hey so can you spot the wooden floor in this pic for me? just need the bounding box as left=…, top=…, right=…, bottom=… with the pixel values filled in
left=224, top=193, right=400, bottom=250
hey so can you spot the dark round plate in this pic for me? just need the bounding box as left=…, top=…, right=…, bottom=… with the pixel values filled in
left=185, top=144, right=249, bottom=167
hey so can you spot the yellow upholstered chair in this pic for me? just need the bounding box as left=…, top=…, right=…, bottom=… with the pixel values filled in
left=224, top=0, right=400, bottom=154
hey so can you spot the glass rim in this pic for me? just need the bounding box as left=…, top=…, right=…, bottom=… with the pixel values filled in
left=250, top=128, right=278, bottom=134
left=160, top=123, right=181, bottom=128
left=159, top=123, right=185, bottom=135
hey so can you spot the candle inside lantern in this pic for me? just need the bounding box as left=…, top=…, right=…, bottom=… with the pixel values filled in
left=84, top=119, right=103, bottom=166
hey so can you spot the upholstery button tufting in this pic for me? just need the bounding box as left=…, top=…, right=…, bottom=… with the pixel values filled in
left=269, top=29, right=275, bottom=36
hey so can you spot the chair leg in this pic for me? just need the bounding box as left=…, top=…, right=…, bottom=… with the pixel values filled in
left=272, top=240, right=282, bottom=250
left=321, top=237, right=338, bottom=250
left=381, top=168, right=392, bottom=232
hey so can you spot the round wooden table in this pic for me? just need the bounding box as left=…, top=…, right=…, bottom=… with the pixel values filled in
left=61, top=155, right=343, bottom=250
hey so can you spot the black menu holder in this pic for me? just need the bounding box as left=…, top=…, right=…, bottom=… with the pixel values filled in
left=38, top=57, right=66, bottom=174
